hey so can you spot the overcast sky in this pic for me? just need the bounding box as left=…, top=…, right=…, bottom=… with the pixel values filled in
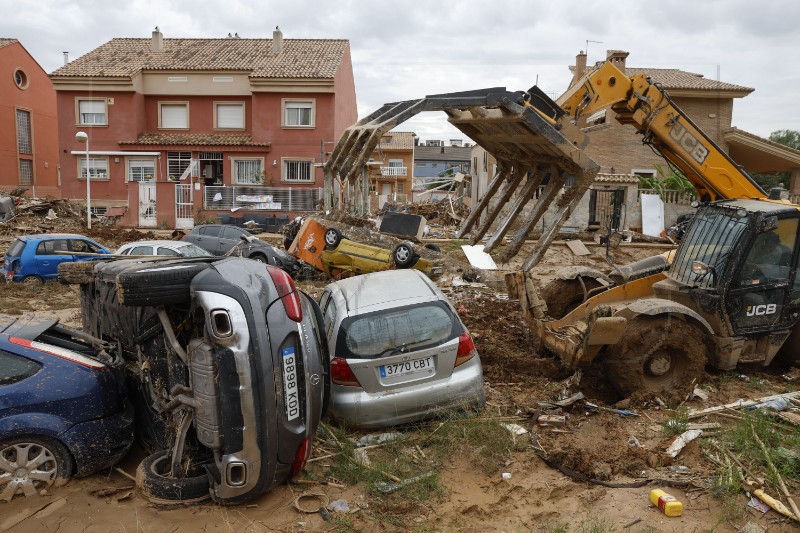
left=3, top=0, right=798, bottom=143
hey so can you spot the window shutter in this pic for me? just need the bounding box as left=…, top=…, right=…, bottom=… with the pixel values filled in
left=79, top=100, right=105, bottom=114
left=161, top=105, right=188, bottom=128
left=217, top=104, right=244, bottom=129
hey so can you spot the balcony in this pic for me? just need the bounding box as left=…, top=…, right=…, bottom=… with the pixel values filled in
left=380, top=166, right=407, bottom=177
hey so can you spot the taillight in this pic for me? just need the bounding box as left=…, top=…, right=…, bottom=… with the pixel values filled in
left=291, top=437, right=312, bottom=478
left=330, top=356, right=361, bottom=386
left=455, top=332, right=477, bottom=367
left=266, top=266, right=302, bottom=322
left=9, top=337, right=107, bottom=370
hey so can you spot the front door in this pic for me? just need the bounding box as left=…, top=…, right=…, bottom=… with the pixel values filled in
left=175, top=183, right=194, bottom=229
left=139, top=183, right=156, bottom=227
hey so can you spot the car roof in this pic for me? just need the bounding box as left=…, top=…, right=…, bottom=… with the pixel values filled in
left=118, top=240, right=195, bottom=248
left=330, top=270, right=439, bottom=312
left=19, top=233, right=94, bottom=241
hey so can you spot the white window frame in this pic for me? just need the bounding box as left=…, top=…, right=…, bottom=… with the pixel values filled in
left=282, top=99, right=315, bottom=128
left=214, top=102, right=245, bottom=130
left=76, top=98, right=107, bottom=126
left=159, top=102, right=190, bottom=129
left=78, top=156, right=109, bottom=181
left=126, top=157, right=156, bottom=182
left=232, top=158, right=264, bottom=185
left=282, top=158, right=314, bottom=183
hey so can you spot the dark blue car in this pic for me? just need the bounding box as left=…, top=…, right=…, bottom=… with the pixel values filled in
left=1, top=234, right=110, bottom=284
left=0, top=317, right=133, bottom=501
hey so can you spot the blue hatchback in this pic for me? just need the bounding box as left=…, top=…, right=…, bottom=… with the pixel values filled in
left=1, top=234, right=110, bottom=283
left=0, top=317, right=133, bottom=501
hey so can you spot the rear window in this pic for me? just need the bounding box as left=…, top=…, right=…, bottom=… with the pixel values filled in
left=337, top=301, right=462, bottom=359
left=6, top=239, right=25, bottom=257
left=0, top=351, right=41, bottom=385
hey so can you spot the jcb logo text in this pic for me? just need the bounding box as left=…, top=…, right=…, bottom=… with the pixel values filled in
left=746, top=304, right=777, bottom=317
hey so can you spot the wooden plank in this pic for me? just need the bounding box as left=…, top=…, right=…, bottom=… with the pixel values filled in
left=565, top=239, right=591, bottom=256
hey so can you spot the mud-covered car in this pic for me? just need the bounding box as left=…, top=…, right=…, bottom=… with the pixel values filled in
left=60, top=256, right=329, bottom=504
left=0, top=317, right=133, bottom=501
left=289, top=218, right=444, bottom=279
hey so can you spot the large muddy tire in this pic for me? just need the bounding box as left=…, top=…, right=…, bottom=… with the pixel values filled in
left=136, top=451, right=210, bottom=504
left=116, top=263, right=210, bottom=306
left=58, top=261, right=97, bottom=285
left=0, top=436, right=73, bottom=502
left=541, top=277, right=603, bottom=319
left=603, top=316, right=707, bottom=397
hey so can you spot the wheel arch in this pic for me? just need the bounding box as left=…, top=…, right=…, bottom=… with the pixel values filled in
left=615, top=298, right=715, bottom=335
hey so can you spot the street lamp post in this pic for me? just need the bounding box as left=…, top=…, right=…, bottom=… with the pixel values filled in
left=75, top=131, right=91, bottom=229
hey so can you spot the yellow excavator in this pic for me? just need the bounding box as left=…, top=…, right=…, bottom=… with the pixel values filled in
left=322, top=58, right=799, bottom=398
left=508, top=60, right=800, bottom=397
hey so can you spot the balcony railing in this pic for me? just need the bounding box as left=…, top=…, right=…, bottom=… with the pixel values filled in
left=380, top=166, right=407, bottom=177
left=203, top=185, right=321, bottom=212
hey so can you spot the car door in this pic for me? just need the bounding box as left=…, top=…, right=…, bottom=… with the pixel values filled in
left=220, top=226, right=246, bottom=255
left=34, top=239, right=71, bottom=280
left=187, top=226, right=222, bottom=254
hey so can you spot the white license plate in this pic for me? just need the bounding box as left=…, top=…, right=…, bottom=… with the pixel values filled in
left=281, top=347, right=300, bottom=421
left=380, top=356, right=433, bottom=379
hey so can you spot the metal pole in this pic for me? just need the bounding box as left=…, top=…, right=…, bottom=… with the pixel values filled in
left=85, top=139, right=91, bottom=229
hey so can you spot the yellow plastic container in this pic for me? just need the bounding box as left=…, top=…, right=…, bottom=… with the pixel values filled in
left=649, top=489, right=683, bottom=517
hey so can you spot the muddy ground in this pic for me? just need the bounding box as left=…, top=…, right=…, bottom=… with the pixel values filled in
left=2, top=238, right=799, bottom=532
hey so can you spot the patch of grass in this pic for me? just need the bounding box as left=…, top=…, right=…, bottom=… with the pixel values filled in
left=662, top=408, right=689, bottom=436
left=328, top=515, right=359, bottom=532
left=422, top=416, right=525, bottom=474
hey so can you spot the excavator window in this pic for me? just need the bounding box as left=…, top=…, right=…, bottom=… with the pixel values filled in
left=738, top=222, right=797, bottom=287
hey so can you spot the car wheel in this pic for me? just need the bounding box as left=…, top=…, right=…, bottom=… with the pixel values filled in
left=249, top=253, right=268, bottom=264
left=135, top=450, right=210, bottom=504
left=393, top=243, right=415, bottom=268
left=58, top=261, right=97, bottom=285
left=21, top=275, right=43, bottom=285
left=116, top=262, right=211, bottom=306
left=424, top=243, right=441, bottom=252
left=324, top=228, right=343, bottom=249
left=0, top=436, right=73, bottom=502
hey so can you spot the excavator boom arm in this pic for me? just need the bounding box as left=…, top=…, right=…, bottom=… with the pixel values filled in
left=555, top=62, right=765, bottom=201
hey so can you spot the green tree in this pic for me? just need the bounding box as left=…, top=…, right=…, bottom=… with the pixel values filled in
left=769, top=129, right=800, bottom=150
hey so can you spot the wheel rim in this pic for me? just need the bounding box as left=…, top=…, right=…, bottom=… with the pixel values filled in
left=22, top=276, right=41, bottom=285
left=646, top=353, right=672, bottom=377
left=0, top=442, right=58, bottom=501
left=396, top=247, right=411, bottom=263
left=251, top=255, right=267, bottom=263
left=324, top=230, right=337, bottom=246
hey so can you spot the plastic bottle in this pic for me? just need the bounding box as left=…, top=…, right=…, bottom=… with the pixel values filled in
left=649, top=489, right=683, bottom=517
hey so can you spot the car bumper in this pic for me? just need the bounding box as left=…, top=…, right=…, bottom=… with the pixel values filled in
left=329, top=356, right=486, bottom=429
left=60, top=400, right=135, bottom=477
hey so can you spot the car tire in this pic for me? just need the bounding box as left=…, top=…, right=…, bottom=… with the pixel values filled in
left=424, top=243, right=441, bottom=252
left=324, top=228, right=343, bottom=250
left=249, top=253, right=267, bottom=264
left=58, top=261, right=97, bottom=285
left=0, top=436, right=73, bottom=502
left=135, top=450, right=210, bottom=504
left=393, top=243, right=415, bottom=268
left=21, top=275, right=43, bottom=285
left=116, top=262, right=210, bottom=306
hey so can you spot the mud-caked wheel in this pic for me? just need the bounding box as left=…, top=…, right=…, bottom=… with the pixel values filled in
left=603, top=316, right=707, bottom=397
left=58, top=261, right=98, bottom=285
left=541, top=277, right=604, bottom=319
left=135, top=451, right=210, bottom=504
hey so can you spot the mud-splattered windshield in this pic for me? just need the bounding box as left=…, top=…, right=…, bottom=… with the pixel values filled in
left=669, top=207, right=749, bottom=289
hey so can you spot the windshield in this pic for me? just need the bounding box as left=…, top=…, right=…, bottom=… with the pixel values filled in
left=669, top=206, right=749, bottom=289
left=337, top=301, right=462, bottom=359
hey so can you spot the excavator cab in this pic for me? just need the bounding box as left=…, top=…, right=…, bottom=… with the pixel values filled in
left=669, top=200, right=800, bottom=337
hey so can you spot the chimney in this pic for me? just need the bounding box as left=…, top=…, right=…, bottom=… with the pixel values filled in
left=572, top=50, right=587, bottom=85
left=151, top=26, right=163, bottom=52
left=606, top=50, right=629, bottom=73
left=272, top=26, right=283, bottom=54
left=62, top=51, right=69, bottom=65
